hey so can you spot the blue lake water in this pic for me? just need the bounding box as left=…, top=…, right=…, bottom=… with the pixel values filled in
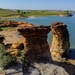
left=10, top=15, right=75, bottom=48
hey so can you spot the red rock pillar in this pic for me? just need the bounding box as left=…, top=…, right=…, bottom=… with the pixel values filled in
left=50, top=22, right=70, bottom=62
left=18, top=24, right=51, bottom=63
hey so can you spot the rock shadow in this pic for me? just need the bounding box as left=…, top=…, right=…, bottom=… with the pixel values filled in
left=50, top=48, right=75, bottom=75
left=69, top=48, right=75, bottom=60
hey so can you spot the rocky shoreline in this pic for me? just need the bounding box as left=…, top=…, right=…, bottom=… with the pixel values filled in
left=0, top=13, right=73, bottom=21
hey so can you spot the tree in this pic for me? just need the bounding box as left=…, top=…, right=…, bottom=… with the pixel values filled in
left=23, top=12, right=26, bottom=14
left=66, top=10, right=69, bottom=13
left=17, top=10, right=26, bottom=17
left=66, top=10, right=69, bottom=14
left=17, top=10, right=21, bottom=14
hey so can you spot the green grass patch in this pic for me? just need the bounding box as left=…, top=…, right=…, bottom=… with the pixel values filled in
left=0, top=27, right=16, bottom=31
left=0, top=8, right=17, bottom=17
left=25, top=10, right=71, bottom=16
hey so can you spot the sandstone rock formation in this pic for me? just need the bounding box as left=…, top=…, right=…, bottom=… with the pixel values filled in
left=17, top=23, right=75, bottom=75
left=0, top=21, right=74, bottom=75
left=50, top=22, right=70, bottom=62
left=18, top=24, right=51, bottom=63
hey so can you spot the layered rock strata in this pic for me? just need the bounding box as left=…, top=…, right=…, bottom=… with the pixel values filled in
left=50, top=22, right=70, bottom=62
left=18, top=23, right=51, bottom=63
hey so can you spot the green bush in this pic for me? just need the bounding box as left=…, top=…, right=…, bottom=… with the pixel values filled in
left=0, top=44, right=17, bottom=68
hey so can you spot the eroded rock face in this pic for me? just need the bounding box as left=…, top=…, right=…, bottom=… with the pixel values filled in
left=50, top=22, right=70, bottom=62
left=18, top=24, right=51, bottom=63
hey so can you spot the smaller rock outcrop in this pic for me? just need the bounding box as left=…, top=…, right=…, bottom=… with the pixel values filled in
left=50, top=22, right=70, bottom=62
left=0, top=20, right=19, bottom=27
left=65, top=13, right=73, bottom=17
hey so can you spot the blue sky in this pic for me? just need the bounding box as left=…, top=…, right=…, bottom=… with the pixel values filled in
left=0, top=0, right=75, bottom=10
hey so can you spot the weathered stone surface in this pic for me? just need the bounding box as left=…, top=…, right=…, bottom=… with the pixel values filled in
left=21, top=60, right=75, bottom=75
left=24, top=63, right=69, bottom=75
left=5, top=62, right=75, bottom=75
left=18, top=24, right=51, bottom=63
left=50, top=22, right=70, bottom=62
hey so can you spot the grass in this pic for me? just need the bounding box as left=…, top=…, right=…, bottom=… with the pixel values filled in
left=0, top=27, right=17, bottom=31
left=25, top=10, right=71, bottom=16
left=0, top=8, right=17, bottom=17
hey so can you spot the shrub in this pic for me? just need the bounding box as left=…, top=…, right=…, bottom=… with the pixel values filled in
left=0, top=44, right=17, bottom=68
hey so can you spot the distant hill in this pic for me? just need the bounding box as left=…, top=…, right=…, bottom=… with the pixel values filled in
left=0, top=8, right=73, bottom=17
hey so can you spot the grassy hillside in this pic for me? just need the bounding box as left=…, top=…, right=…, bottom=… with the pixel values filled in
left=0, top=8, right=17, bottom=17
left=25, top=10, right=72, bottom=16
left=0, top=8, right=72, bottom=17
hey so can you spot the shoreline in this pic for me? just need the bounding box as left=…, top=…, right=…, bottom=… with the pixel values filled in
left=0, top=14, right=73, bottom=20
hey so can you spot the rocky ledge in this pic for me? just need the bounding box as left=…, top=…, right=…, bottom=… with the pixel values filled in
left=18, top=25, right=51, bottom=36
left=0, top=20, right=19, bottom=27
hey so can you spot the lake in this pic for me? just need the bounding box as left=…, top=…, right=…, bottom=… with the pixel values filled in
left=10, top=15, right=75, bottom=48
